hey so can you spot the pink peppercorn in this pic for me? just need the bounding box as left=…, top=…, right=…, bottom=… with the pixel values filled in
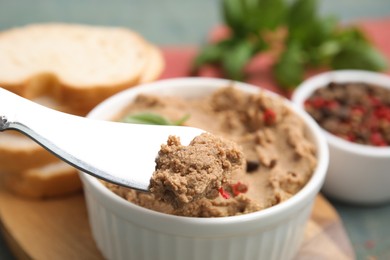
left=304, top=82, right=390, bottom=147
left=263, top=109, right=276, bottom=125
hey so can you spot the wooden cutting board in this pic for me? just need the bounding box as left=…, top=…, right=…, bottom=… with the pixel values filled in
left=0, top=188, right=355, bottom=260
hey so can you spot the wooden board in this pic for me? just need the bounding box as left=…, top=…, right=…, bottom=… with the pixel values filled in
left=0, top=188, right=355, bottom=260
left=0, top=190, right=103, bottom=260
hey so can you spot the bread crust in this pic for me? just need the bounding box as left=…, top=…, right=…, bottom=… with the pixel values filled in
left=0, top=161, right=82, bottom=199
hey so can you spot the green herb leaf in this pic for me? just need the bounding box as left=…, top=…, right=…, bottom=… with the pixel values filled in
left=273, top=42, right=305, bottom=89
left=335, top=26, right=369, bottom=44
left=222, top=0, right=247, bottom=35
left=221, top=39, right=258, bottom=80
left=331, top=42, right=388, bottom=71
left=310, top=39, right=341, bottom=66
left=122, top=112, right=190, bottom=126
left=244, top=0, right=287, bottom=32
left=287, top=0, right=317, bottom=39
left=173, top=114, right=191, bottom=126
left=192, top=40, right=233, bottom=72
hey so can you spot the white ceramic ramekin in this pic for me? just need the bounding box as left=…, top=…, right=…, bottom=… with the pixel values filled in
left=81, top=77, right=329, bottom=260
left=292, top=70, right=390, bottom=205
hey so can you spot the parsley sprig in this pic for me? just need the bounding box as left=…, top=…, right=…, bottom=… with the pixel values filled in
left=122, top=112, right=190, bottom=126
left=193, top=0, right=387, bottom=89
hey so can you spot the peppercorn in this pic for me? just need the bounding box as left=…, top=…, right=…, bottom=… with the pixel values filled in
left=304, top=82, right=390, bottom=147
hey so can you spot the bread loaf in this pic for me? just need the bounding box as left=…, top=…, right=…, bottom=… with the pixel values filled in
left=0, top=23, right=164, bottom=198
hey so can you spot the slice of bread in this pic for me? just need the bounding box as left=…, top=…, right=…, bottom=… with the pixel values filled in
left=0, top=23, right=148, bottom=85
left=139, top=44, right=165, bottom=84
left=0, top=132, right=58, bottom=173
left=0, top=23, right=164, bottom=114
left=1, top=161, right=82, bottom=199
left=0, top=23, right=164, bottom=198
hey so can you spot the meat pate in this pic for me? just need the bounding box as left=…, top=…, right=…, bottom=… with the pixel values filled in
left=104, top=86, right=317, bottom=217
left=149, top=133, right=244, bottom=208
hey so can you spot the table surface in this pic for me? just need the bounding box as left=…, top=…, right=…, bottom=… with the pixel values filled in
left=0, top=1, right=390, bottom=260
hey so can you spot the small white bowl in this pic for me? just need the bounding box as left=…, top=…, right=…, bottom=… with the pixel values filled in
left=292, top=70, right=390, bottom=205
left=81, top=77, right=329, bottom=260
